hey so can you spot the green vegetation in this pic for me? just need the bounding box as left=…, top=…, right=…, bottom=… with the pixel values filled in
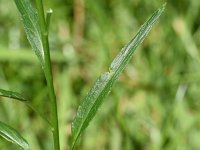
left=0, top=0, right=200, bottom=150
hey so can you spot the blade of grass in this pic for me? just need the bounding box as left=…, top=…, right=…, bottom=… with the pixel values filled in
left=14, top=0, right=60, bottom=149
left=0, top=89, right=52, bottom=127
left=0, top=121, right=29, bottom=150
left=0, top=89, right=27, bottom=101
left=14, top=0, right=45, bottom=67
left=70, top=3, right=166, bottom=149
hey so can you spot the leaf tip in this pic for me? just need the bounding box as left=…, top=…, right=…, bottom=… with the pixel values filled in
left=160, top=2, right=167, bottom=12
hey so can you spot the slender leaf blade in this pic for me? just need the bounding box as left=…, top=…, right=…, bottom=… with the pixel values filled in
left=0, top=122, right=29, bottom=150
left=0, top=89, right=27, bottom=101
left=14, top=0, right=44, bottom=66
left=70, top=4, right=166, bottom=149
left=0, top=89, right=52, bottom=127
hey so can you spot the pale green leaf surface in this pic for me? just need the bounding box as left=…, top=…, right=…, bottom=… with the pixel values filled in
left=14, top=0, right=44, bottom=66
left=70, top=4, right=166, bottom=149
left=0, top=121, right=29, bottom=150
left=0, top=89, right=27, bottom=101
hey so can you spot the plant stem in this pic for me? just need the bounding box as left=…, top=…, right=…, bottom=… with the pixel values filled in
left=35, top=0, right=60, bottom=150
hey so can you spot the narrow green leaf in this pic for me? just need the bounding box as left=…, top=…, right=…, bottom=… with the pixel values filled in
left=0, top=89, right=27, bottom=101
left=0, top=121, right=29, bottom=150
left=0, top=89, right=52, bottom=127
left=70, top=3, right=166, bottom=149
left=14, top=0, right=44, bottom=67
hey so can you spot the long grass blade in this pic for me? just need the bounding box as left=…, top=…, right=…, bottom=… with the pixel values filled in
left=14, top=0, right=44, bottom=67
left=0, top=89, right=27, bottom=101
left=70, top=3, right=166, bottom=149
left=0, top=89, right=52, bottom=127
left=0, top=121, right=29, bottom=150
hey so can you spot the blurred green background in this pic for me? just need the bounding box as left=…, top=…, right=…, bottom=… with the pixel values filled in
left=0, top=0, right=200, bottom=149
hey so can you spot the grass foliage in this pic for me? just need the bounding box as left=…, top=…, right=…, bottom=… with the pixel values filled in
left=70, top=5, right=165, bottom=149
left=0, top=121, right=29, bottom=150
left=0, top=0, right=200, bottom=150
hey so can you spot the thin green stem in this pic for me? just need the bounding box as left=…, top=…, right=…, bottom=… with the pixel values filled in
left=35, top=0, right=60, bottom=150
